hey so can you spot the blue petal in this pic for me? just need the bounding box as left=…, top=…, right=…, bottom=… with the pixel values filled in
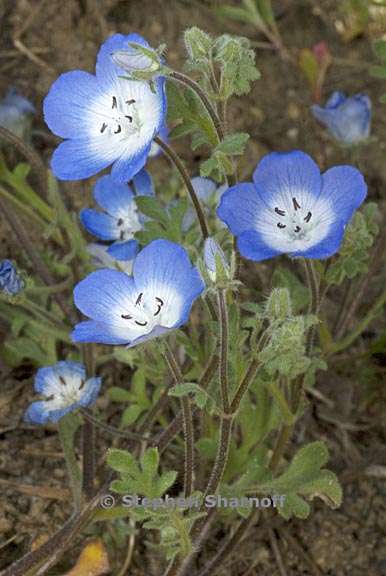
left=24, top=401, right=52, bottom=424
left=71, top=320, right=130, bottom=345
left=78, top=377, right=102, bottom=407
left=325, top=91, right=346, bottom=109
left=132, top=169, right=155, bottom=196
left=319, top=166, right=367, bottom=222
left=96, top=33, right=151, bottom=86
left=292, top=220, right=346, bottom=259
left=149, top=120, right=168, bottom=157
left=127, top=325, right=171, bottom=348
left=107, top=240, right=139, bottom=260
left=237, top=230, right=282, bottom=262
left=110, top=142, right=151, bottom=183
left=133, top=239, right=205, bottom=327
left=217, top=183, right=261, bottom=235
left=93, top=174, right=135, bottom=215
left=4, top=88, right=35, bottom=114
left=43, top=71, right=99, bottom=139
left=51, top=138, right=113, bottom=181
left=252, top=151, right=322, bottom=207
left=34, top=362, right=85, bottom=394
left=73, top=269, right=137, bottom=323
left=80, top=209, right=118, bottom=241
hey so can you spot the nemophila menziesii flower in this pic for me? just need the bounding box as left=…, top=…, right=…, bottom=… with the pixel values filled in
left=0, top=259, right=24, bottom=295
left=311, top=91, right=371, bottom=145
left=80, top=171, right=153, bottom=260
left=0, top=87, right=35, bottom=140
left=24, top=361, right=101, bottom=424
left=72, top=239, right=205, bottom=346
left=43, top=33, right=166, bottom=182
left=217, top=151, right=367, bottom=261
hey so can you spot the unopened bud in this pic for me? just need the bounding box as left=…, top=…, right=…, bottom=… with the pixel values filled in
left=204, top=237, right=229, bottom=283
left=265, top=288, right=292, bottom=320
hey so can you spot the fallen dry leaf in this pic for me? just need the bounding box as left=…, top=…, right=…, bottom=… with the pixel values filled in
left=63, top=539, right=110, bottom=576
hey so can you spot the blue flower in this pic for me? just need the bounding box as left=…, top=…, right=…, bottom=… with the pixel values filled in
left=311, top=91, right=371, bottom=145
left=182, top=177, right=227, bottom=230
left=0, top=88, right=35, bottom=139
left=217, top=150, right=367, bottom=262
left=0, top=260, right=24, bottom=295
left=24, top=361, right=102, bottom=424
left=80, top=171, right=153, bottom=260
left=43, top=33, right=167, bottom=182
left=72, top=239, right=205, bottom=347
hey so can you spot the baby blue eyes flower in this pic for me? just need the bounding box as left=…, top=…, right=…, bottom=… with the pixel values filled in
left=43, top=33, right=166, bottom=182
left=0, top=88, right=35, bottom=140
left=72, top=239, right=205, bottom=347
left=0, top=260, right=24, bottom=295
left=24, top=361, right=102, bottom=424
left=311, top=91, right=371, bottom=145
left=80, top=171, right=153, bottom=260
left=217, top=150, right=367, bottom=262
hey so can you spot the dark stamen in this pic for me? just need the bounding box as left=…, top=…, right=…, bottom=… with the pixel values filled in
left=121, top=313, right=132, bottom=320
left=114, top=125, right=122, bottom=134
left=120, top=230, right=124, bottom=240
left=135, top=320, right=148, bottom=326
left=136, top=292, right=143, bottom=306
left=277, top=223, right=286, bottom=229
left=125, top=115, right=133, bottom=123
left=126, top=99, right=136, bottom=105
left=117, top=218, right=123, bottom=226
left=100, top=122, right=107, bottom=134
left=79, top=379, right=85, bottom=391
left=274, top=207, right=286, bottom=216
left=154, top=296, right=164, bottom=317
left=304, top=212, right=312, bottom=223
left=112, top=96, right=118, bottom=109
left=292, top=197, right=301, bottom=211
left=294, top=225, right=301, bottom=233
left=59, top=376, right=66, bottom=386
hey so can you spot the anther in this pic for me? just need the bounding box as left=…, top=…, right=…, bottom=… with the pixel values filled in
left=135, top=320, right=148, bottom=326
left=121, top=313, right=132, bottom=320
left=136, top=292, right=143, bottom=306
left=112, top=96, right=118, bottom=109
left=126, top=99, right=136, bottom=105
left=120, top=230, right=124, bottom=240
left=294, top=225, right=301, bottom=233
left=114, top=125, right=122, bottom=134
left=277, top=222, right=286, bottom=229
left=304, top=212, right=312, bottom=223
left=79, top=379, right=85, bottom=390
left=292, top=197, right=301, bottom=211
left=154, top=296, right=164, bottom=316
left=59, top=376, right=66, bottom=386
left=125, top=115, right=133, bottom=123
left=100, top=122, right=107, bottom=133
left=274, top=207, right=286, bottom=216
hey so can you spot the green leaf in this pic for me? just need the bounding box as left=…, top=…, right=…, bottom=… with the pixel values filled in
left=136, top=196, right=169, bottom=226
left=121, top=404, right=145, bottom=426
left=141, top=448, right=160, bottom=480
left=373, top=39, right=386, bottom=61
left=216, top=132, right=249, bottom=155
left=107, top=448, right=140, bottom=476
left=108, top=386, right=132, bottom=402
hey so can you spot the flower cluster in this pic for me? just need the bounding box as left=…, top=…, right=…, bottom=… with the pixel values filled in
left=25, top=361, right=101, bottom=424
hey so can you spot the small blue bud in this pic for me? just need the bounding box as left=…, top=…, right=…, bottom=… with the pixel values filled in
left=0, top=260, right=24, bottom=296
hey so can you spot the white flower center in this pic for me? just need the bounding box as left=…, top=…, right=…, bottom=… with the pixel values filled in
left=45, top=375, right=86, bottom=409
left=115, top=203, right=142, bottom=241
left=99, top=95, right=140, bottom=139
left=120, top=291, right=165, bottom=333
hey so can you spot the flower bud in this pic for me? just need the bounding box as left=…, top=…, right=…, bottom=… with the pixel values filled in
left=204, top=237, right=229, bottom=283
left=111, top=42, right=162, bottom=81
left=0, top=259, right=24, bottom=296
left=184, top=27, right=212, bottom=60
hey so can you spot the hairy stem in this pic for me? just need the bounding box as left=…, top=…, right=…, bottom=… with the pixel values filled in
left=163, top=343, right=195, bottom=497
left=217, top=289, right=230, bottom=414
left=153, top=136, right=209, bottom=239
left=58, top=418, right=82, bottom=511
left=80, top=408, right=150, bottom=442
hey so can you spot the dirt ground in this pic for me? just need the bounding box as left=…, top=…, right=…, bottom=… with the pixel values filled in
left=0, top=0, right=386, bottom=574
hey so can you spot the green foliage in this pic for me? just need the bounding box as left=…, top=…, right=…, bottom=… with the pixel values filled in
left=259, top=441, right=343, bottom=519
left=371, top=40, right=386, bottom=102
left=200, top=132, right=249, bottom=181
left=136, top=195, right=190, bottom=244
left=109, top=368, right=153, bottom=427
left=326, top=203, right=379, bottom=285
left=169, top=382, right=216, bottom=412
left=271, top=266, right=309, bottom=313
left=264, top=287, right=292, bottom=321
left=108, top=447, right=177, bottom=499
left=216, top=0, right=276, bottom=33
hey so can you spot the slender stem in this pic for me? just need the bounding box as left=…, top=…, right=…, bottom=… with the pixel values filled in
left=0, top=197, right=74, bottom=321
left=230, top=358, right=260, bottom=414
left=167, top=70, right=225, bottom=142
left=153, top=136, right=209, bottom=239
left=163, top=344, right=195, bottom=498
left=217, top=289, right=230, bottom=414
left=303, top=259, right=320, bottom=355
left=0, top=184, right=48, bottom=230
left=81, top=418, right=95, bottom=500
left=80, top=408, right=150, bottom=442
left=203, top=416, right=233, bottom=499
left=58, top=418, right=82, bottom=511
left=0, top=125, right=48, bottom=199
